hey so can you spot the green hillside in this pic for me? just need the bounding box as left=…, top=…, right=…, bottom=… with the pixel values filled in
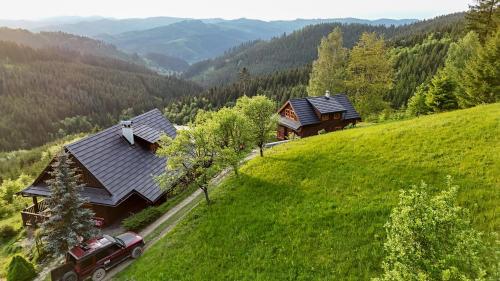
left=118, top=104, right=499, bottom=280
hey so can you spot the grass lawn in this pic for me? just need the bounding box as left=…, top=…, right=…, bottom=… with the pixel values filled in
left=117, top=104, right=499, bottom=281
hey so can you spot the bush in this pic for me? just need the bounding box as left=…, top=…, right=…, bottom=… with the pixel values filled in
left=0, top=225, right=18, bottom=240
left=374, top=177, right=485, bottom=281
left=122, top=207, right=162, bottom=231
left=317, top=129, right=327, bottom=135
left=7, top=255, right=36, bottom=281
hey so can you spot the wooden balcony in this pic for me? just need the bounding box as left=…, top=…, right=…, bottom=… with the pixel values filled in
left=21, top=198, right=106, bottom=228
left=21, top=199, right=50, bottom=226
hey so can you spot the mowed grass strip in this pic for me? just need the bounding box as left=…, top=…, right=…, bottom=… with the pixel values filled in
left=117, top=104, right=499, bottom=281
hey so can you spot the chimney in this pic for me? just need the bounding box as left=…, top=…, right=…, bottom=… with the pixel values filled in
left=121, top=121, right=134, bottom=145
left=325, top=90, right=331, bottom=98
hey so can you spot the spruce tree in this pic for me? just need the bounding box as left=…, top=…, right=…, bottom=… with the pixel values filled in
left=425, top=70, right=458, bottom=112
left=461, top=29, right=500, bottom=106
left=442, top=31, right=481, bottom=108
left=466, top=0, right=499, bottom=43
left=307, top=27, right=348, bottom=96
left=41, top=151, right=98, bottom=257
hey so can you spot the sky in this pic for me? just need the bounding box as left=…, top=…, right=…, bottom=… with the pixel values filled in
left=0, top=0, right=472, bottom=21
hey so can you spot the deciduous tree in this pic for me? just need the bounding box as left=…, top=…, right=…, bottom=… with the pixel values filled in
left=346, top=32, right=394, bottom=117
left=307, top=27, right=348, bottom=96
left=236, top=95, right=278, bottom=157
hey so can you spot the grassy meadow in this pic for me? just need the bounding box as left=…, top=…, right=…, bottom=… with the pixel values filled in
left=108, top=105, right=498, bottom=279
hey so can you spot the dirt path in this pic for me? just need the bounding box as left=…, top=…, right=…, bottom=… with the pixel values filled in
left=102, top=150, right=259, bottom=280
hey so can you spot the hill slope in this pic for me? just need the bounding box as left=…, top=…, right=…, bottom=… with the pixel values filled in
left=118, top=104, right=499, bottom=280
left=0, top=41, right=202, bottom=151
left=184, top=13, right=465, bottom=87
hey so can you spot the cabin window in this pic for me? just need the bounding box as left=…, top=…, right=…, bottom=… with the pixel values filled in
left=333, top=113, right=341, bottom=120
left=321, top=115, right=329, bottom=121
left=284, top=108, right=296, bottom=120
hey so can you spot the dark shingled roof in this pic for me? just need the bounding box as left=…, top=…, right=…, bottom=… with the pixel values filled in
left=306, top=96, right=346, bottom=114
left=278, top=116, right=301, bottom=130
left=280, top=94, right=360, bottom=128
left=289, top=98, right=320, bottom=126
left=21, top=109, right=176, bottom=206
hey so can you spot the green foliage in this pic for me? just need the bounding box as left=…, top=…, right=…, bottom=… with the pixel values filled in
left=307, top=27, right=348, bottom=96
left=374, top=178, right=486, bottom=281
left=465, top=0, right=500, bottom=42
left=211, top=107, right=253, bottom=175
left=461, top=28, right=500, bottom=106
left=118, top=104, right=499, bottom=280
left=41, top=151, right=98, bottom=257
left=6, top=255, right=36, bottom=281
left=346, top=32, right=394, bottom=116
left=236, top=95, right=278, bottom=157
left=0, top=41, right=202, bottom=152
left=442, top=31, right=482, bottom=108
left=157, top=113, right=220, bottom=204
left=122, top=207, right=162, bottom=232
left=166, top=66, right=310, bottom=125
left=424, top=70, right=458, bottom=112
left=0, top=225, right=17, bottom=241
left=406, top=83, right=431, bottom=116
left=389, top=36, right=451, bottom=107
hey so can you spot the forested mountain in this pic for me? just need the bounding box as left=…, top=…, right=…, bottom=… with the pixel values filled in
left=184, top=13, right=466, bottom=87
left=0, top=28, right=141, bottom=64
left=34, top=17, right=188, bottom=36
left=0, top=41, right=202, bottom=151
left=166, top=66, right=311, bottom=124
left=94, top=18, right=418, bottom=64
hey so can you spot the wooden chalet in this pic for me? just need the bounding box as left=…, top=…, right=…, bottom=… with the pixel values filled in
left=18, top=109, right=176, bottom=227
left=277, top=92, right=361, bottom=140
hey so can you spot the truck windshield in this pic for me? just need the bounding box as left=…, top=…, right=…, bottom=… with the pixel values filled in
left=114, top=237, right=126, bottom=247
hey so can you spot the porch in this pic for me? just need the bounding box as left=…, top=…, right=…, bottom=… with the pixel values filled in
left=21, top=197, right=50, bottom=227
left=20, top=197, right=105, bottom=227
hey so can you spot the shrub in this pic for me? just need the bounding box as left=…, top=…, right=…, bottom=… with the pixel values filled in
left=122, top=207, right=162, bottom=231
left=317, top=129, right=327, bottom=135
left=0, top=225, right=18, bottom=240
left=7, top=255, right=36, bottom=281
left=374, top=177, right=485, bottom=281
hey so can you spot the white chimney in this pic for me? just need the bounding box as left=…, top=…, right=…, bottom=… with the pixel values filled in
left=325, top=90, right=331, bottom=98
left=121, top=121, right=134, bottom=145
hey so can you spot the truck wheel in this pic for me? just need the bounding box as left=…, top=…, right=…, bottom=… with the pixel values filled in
left=62, top=271, right=78, bottom=281
left=92, top=268, right=106, bottom=281
left=131, top=246, right=143, bottom=258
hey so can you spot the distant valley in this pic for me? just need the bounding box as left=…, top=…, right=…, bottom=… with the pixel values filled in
left=0, top=16, right=418, bottom=71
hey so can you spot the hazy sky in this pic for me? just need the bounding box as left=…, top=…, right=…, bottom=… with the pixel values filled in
left=1, top=0, right=472, bottom=21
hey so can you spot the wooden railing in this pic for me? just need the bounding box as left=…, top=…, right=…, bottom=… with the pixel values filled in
left=21, top=200, right=106, bottom=227
left=21, top=200, right=50, bottom=226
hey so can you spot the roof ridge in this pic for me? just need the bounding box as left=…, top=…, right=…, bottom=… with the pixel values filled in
left=65, top=108, right=162, bottom=149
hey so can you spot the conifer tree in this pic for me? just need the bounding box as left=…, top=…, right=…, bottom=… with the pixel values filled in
left=466, top=0, right=499, bottom=42
left=442, top=31, right=481, bottom=108
left=307, top=27, right=348, bottom=96
left=461, top=29, right=500, bottom=106
left=346, top=32, right=394, bottom=117
left=424, top=70, right=458, bottom=112
left=41, top=151, right=98, bottom=257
